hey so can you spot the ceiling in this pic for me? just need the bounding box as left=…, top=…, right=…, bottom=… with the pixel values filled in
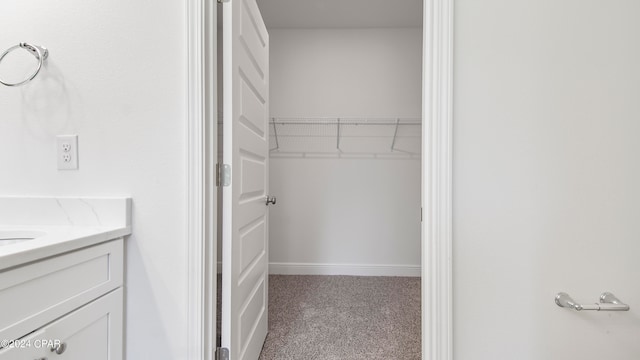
left=256, top=0, right=423, bottom=29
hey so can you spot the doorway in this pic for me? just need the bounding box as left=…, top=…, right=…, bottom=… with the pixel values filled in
left=217, top=0, right=423, bottom=359
left=197, top=0, right=455, bottom=359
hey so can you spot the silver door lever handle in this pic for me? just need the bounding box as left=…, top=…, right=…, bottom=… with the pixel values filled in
left=555, top=292, right=630, bottom=311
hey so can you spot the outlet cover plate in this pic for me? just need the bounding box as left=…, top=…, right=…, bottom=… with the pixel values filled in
left=57, top=135, right=78, bottom=170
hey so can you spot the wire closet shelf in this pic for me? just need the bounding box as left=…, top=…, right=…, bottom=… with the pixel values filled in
left=269, top=117, right=422, bottom=159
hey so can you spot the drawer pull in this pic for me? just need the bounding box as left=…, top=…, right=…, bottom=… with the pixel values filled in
left=50, top=342, right=67, bottom=355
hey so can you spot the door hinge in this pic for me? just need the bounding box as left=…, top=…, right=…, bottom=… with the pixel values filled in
left=216, top=347, right=230, bottom=360
left=217, top=163, right=231, bottom=187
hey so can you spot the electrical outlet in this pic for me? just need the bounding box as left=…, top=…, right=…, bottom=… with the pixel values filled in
left=57, top=135, right=79, bottom=170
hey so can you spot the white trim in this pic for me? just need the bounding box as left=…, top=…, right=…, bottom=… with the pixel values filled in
left=269, top=262, right=421, bottom=277
left=422, top=0, right=454, bottom=360
left=191, top=1, right=455, bottom=359
left=203, top=3, right=218, bottom=360
left=186, top=0, right=208, bottom=359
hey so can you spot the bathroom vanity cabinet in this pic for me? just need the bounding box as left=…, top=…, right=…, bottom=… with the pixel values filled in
left=0, top=239, right=124, bottom=360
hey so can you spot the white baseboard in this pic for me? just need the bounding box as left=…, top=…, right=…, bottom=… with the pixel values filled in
left=218, top=261, right=420, bottom=277
left=269, top=262, right=421, bottom=277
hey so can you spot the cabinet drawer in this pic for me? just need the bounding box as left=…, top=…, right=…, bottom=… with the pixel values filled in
left=0, top=288, right=123, bottom=360
left=0, top=240, right=123, bottom=342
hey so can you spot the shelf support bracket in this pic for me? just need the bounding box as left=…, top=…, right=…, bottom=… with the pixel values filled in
left=270, top=117, right=279, bottom=152
left=336, top=118, right=342, bottom=152
left=391, top=118, right=400, bottom=151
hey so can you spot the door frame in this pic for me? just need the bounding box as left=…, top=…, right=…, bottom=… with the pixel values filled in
left=185, top=0, right=454, bottom=359
left=186, top=0, right=217, bottom=359
left=421, top=1, right=454, bottom=359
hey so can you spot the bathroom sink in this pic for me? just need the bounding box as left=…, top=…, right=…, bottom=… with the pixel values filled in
left=0, top=230, right=46, bottom=246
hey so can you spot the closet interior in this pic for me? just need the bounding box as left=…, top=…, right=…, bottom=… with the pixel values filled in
left=217, top=0, right=424, bottom=358
left=262, top=0, right=423, bottom=276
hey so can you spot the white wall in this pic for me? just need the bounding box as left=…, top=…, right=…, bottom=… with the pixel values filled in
left=269, top=158, right=421, bottom=274
left=454, top=0, right=640, bottom=358
left=0, top=1, right=188, bottom=359
left=269, top=28, right=422, bottom=275
left=270, top=28, right=422, bottom=118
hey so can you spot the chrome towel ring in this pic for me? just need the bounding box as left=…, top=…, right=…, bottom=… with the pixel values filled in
left=0, top=42, right=49, bottom=87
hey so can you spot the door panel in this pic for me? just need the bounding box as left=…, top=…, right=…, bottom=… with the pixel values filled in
left=221, top=0, right=269, bottom=359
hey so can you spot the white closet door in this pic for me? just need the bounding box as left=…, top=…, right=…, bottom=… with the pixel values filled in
left=221, top=0, right=269, bottom=359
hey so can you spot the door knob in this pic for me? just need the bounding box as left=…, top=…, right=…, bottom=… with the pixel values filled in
left=265, top=195, right=276, bottom=206
left=50, top=342, right=67, bottom=355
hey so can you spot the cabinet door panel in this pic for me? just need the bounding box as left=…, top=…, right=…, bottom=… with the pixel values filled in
left=0, top=288, right=123, bottom=360
left=49, top=289, right=122, bottom=360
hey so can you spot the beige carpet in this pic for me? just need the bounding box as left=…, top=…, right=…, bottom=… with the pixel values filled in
left=258, top=275, right=421, bottom=360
